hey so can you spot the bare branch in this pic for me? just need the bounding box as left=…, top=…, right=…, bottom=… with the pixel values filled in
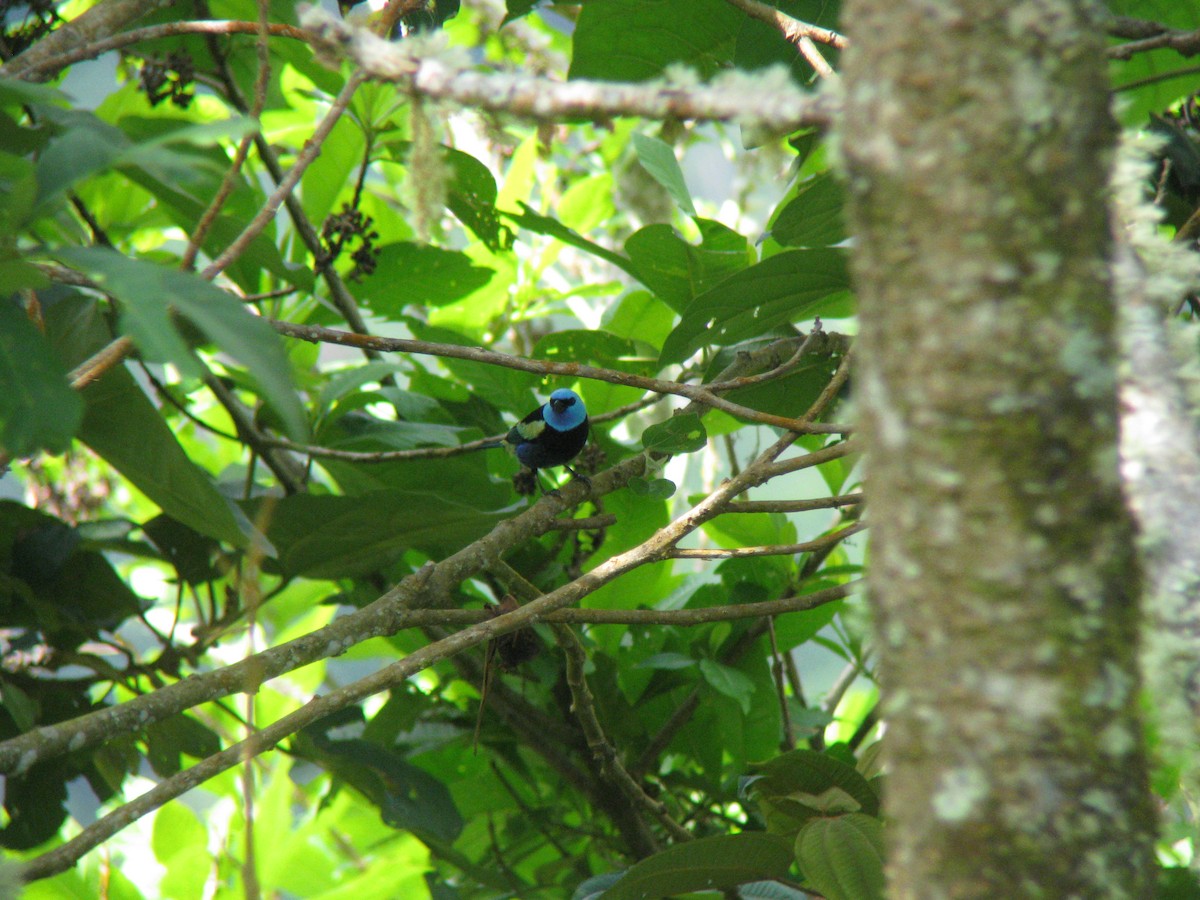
left=667, top=522, right=865, bottom=559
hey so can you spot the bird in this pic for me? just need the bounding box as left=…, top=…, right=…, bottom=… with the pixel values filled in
left=487, top=389, right=589, bottom=492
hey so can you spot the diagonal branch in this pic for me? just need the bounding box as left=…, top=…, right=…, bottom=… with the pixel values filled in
left=720, top=0, right=847, bottom=50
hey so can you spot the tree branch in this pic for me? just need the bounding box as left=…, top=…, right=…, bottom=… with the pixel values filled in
left=298, top=7, right=836, bottom=131
left=271, top=319, right=850, bottom=433
left=3, top=20, right=308, bottom=81
left=721, top=0, right=847, bottom=49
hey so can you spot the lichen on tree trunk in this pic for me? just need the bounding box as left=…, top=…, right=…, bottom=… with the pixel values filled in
left=841, top=0, right=1158, bottom=895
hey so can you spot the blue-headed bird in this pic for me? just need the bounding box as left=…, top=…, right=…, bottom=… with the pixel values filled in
left=488, top=389, right=589, bottom=492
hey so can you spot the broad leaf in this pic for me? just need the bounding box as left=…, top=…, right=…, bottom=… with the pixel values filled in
left=355, top=243, right=494, bottom=315
left=506, top=202, right=638, bottom=276
left=570, top=0, right=743, bottom=83
left=641, top=412, right=707, bottom=454
left=0, top=300, right=83, bottom=455
left=599, top=832, right=794, bottom=900
left=751, top=748, right=881, bottom=824
left=54, top=247, right=308, bottom=440
left=253, top=490, right=514, bottom=578
left=77, top=365, right=247, bottom=548
left=795, top=813, right=885, bottom=900
left=660, top=248, right=850, bottom=365
left=770, top=173, right=846, bottom=248
left=700, top=658, right=756, bottom=713
left=632, top=133, right=696, bottom=216
left=626, top=219, right=751, bottom=313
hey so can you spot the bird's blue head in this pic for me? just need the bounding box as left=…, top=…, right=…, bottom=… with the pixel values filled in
left=544, top=388, right=587, bottom=431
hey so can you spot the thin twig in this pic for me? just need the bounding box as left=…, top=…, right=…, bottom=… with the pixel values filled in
left=667, top=522, right=864, bottom=559
left=200, top=72, right=366, bottom=280
left=722, top=492, right=863, bottom=513
left=181, top=8, right=273, bottom=270
left=767, top=618, right=795, bottom=752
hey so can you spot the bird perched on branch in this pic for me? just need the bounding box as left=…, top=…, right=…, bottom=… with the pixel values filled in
left=487, top=388, right=589, bottom=492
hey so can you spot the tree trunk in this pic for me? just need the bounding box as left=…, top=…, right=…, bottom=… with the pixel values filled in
left=841, top=0, right=1158, bottom=896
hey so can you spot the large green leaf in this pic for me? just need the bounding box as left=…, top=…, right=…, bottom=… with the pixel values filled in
left=751, top=748, right=881, bottom=830
left=599, top=832, right=794, bottom=899
left=32, top=106, right=256, bottom=215
left=54, top=247, right=308, bottom=440
left=626, top=219, right=751, bottom=313
left=443, top=144, right=512, bottom=251
left=77, top=365, right=247, bottom=548
left=302, top=728, right=464, bottom=844
left=253, top=489, right=514, bottom=578
left=770, top=173, right=846, bottom=248
left=354, top=243, right=494, bottom=315
left=795, top=813, right=885, bottom=900
left=0, top=301, right=83, bottom=455
left=660, top=248, right=850, bottom=365
left=641, top=412, right=708, bottom=454
left=570, top=0, right=743, bottom=82
left=700, top=658, right=756, bottom=713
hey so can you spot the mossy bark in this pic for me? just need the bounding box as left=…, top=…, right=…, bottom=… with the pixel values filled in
left=841, top=0, right=1157, bottom=895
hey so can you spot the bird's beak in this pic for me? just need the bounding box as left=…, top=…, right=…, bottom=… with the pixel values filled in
left=551, top=399, right=569, bottom=414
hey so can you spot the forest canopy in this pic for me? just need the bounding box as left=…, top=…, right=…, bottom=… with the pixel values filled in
left=1, top=0, right=1200, bottom=898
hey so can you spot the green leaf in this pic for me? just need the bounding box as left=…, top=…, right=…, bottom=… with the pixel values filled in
left=751, top=749, right=881, bottom=820
left=641, top=412, right=707, bottom=454
left=601, top=289, right=677, bottom=349
left=32, top=112, right=129, bottom=213
left=145, top=713, right=222, bottom=777
left=795, top=813, right=885, bottom=900
left=304, top=733, right=464, bottom=844
left=699, top=658, right=756, bottom=713
left=442, top=145, right=512, bottom=251
left=0, top=300, right=83, bottom=455
left=78, top=365, right=247, bottom=548
left=355, top=243, right=494, bottom=315
left=599, top=832, right=794, bottom=900
left=1108, top=0, right=1200, bottom=124
left=0, top=152, right=37, bottom=233
left=54, top=247, right=308, bottom=440
left=703, top=511, right=796, bottom=549
left=570, top=0, right=743, bottom=83
left=635, top=652, right=696, bottom=671
left=626, top=219, right=751, bottom=313
left=632, top=133, right=696, bottom=216
left=533, top=329, right=656, bottom=376
left=660, top=248, right=851, bottom=365
left=629, top=476, right=677, bottom=499
left=770, top=174, right=846, bottom=248
left=254, top=490, right=513, bottom=578
left=0, top=682, right=37, bottom=734
left=505, top=201, right=639, bottom=276
left=0, top=75, right=70, bottom=109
